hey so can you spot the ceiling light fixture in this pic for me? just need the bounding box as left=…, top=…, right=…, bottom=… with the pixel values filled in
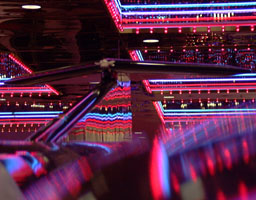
left=22, top=5, right=41, bottom=10
left=143, top=39, right=159, bottom=43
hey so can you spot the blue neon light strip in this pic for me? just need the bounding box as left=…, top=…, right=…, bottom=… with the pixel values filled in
left=163, top=108, right=256, bottom=113
left=0, top=78, right=11, bottom=81
left=157, top=102, right=256, bottom=116
left=164, top=112, right=256, bottom=116
left=125, top=3, right=256, bottom=9
left=136, top=50, right=144, bottom=61
left=234, top=73, right=256, bottom=77
left=159, top=102, right=256, bottom=112
left=148, top=77, right=256, bottom=83
left=122, top=9, right=256, bottom=16
left=119, top=1, right=256, bottom=9
left=0, top=111, right=63, bottom=115
left=0, top=115, right=59, bottom=118
left=80, top=112, right=132, bottom=122
left=114, top=0, right=122, bottom=14
left=0, top=82, right=4, bottom=85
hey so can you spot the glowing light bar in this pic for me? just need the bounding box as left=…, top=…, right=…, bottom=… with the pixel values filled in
left=137, top=50, right=144, bottom=61
left=0, top=87, right=52, bottom=93
left=120, top=2, right=256, bottom=9
left=234, top=73, right=256, bottom=77
left=0, top=78, right=11, bottom=81
left=122, top=16, right=256, bottom=23
left=160, top=107, right=256, bottom=114
left=163, top=115, right=251, bottom=121
left=8, top=54, right=33, bottom=74
left=80, top=112, right=132, bottom=122
left=45, top=84, right=59, bottom=95
left=149, top=82, right=256, bottom=87
left=163, top=112, right=256, bottom=116
left=148, top=82, right=256, bottom=92
left=129, top=50, right=144, bottom=61
left=5, top=54, right=59, bottom=95
left=0, top=119, right=50, bottom=124
left=137, top=62, right=166, bottom=66
left=0, top=115, right=59, bottom=119
left=143, top=39, right=159, bottom=43
left=151, top=86, right=256, bottom=92
left=144, top=78, right=256, bottom=93
left=0, top=111, right=62, bottom=119
left=22, top=5, right=41, bottom=10
left=155, top=101, right=256, bottom=119
left=148, top=77, right=256, bottom=83
left=0, top=111, right=62, bottom=115
left=123, top=23, right=256, bottom=29
left=105, top=0, right=256, bottom=31
left=122, top=9, right=256, bottom=16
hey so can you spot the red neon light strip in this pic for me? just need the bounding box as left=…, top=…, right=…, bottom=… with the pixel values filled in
left=8, top=54, right=59, bottom=95
left=0, top=91, right=50, bottom=93
left=45, top=84, right=59, bottom=95
left=149, top=82, right=256, bottom=88
left=0, top=86, right=50, bottom=90
left=0, top=118, right=52, bottom=123
left=104, top=95, right=131, bottom=101
left=143, top=80, right=256, bottom=91
left=80, top=119, right=132, bottom=125
left=104, top=0, right=123, bottom=31
left=164, top=115, right=256, bottom=121
left=76, top=123, right=132, bottom=130
left=153, top=101, right=256, bottom=123
left=8, top=54, right=33, bottom=74
left=129, top=50, right=140, bottom=61
left=110, top=87, right=130, bottom=92
left=0, top=89, right=52, bottom=93
left=95, top=103, right=131, bottom=109
left=153, top=101, right=165, bottom=123
left=150, top=86, right=256, bottom=91
left=143, top=80, right=152, bottom=94
left=0, top=122, right=47, bottom=125
left=123, top=16, right=256, bottom=23
left=123, top=22, right=256, bottom=29
left=74, top=129, right=131, bottom=136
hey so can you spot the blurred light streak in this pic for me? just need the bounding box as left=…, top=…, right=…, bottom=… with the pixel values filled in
left=149, top=138, right=171, bottom=200
left=148, top=78, right=256, bottom=83
left=239, top=181, right=248, bottom=200
left=119, top=2, right=256, bottom=9
left=123, top=16, right=256, bottom=23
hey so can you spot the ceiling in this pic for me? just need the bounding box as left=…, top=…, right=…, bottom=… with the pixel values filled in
left=1, top=0, right=256, bottom=72
left=0, top=0, right=129, bottom=71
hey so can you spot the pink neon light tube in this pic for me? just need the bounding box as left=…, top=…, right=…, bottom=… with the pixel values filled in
left=0, top=118, right=52, bottom=122
left=122, top=9, right=256, bottom=16
left=8, top=54, right=33, bottom=74
left=0, top=87, right=52, bottom=93
left=149, top=82, right=256, bottom=88
left=118, top=1, right=256, bottom=9
left=164, top=115, right=256, bottom=121
left=123, top=22, right=256, bottom=29
left=150, top=86, right=256, bottom=91
left=123, top=16, right=256, bottom=23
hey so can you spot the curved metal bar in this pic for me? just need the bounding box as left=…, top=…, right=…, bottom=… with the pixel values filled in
left=5, top=63, right=100, bottom=85
left=110, top=59, right=251, bottom=75
left=29, top=80, right=116, bottom=142
left=6, top=59, right=251, bottom=86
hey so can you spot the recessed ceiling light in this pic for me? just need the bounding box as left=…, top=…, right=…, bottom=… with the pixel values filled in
left=22, top=5, right=41, bottom=10
left=143, top=39, right=159, bottom=43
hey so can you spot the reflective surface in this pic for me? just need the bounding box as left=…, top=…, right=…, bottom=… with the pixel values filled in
left=2, top=71, right=256, bottom=199
left=2, top=0, right=256, bottom=199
